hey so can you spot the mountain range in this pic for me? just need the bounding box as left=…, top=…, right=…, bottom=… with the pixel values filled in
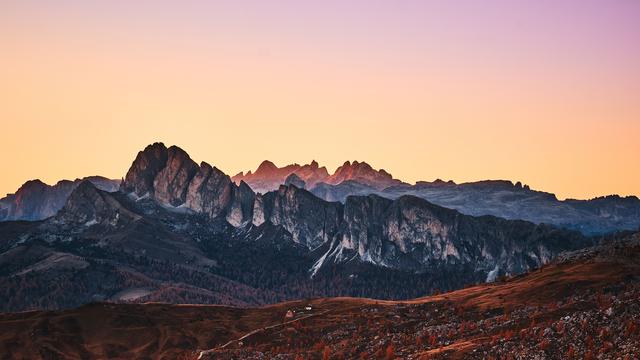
left=235, top=159, right=640, bottom=235
left=232, top=159, right=403, bottom=193
left=3, top=149, right=639, bottom=236
left=0, top=143, right=596, bottom=312
left=0, top=176, right=120, bottom=222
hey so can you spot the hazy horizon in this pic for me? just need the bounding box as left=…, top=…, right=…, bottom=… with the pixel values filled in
left=2, top=0, right=639, bottom=200
left=2, top=141, right=638, bottom=201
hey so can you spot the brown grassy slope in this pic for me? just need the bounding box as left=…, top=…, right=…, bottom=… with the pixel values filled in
left=0, top=234, right=638, bottom=360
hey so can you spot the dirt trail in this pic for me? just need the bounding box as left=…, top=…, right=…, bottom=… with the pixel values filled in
left=196, top=310, right=331, bottom=359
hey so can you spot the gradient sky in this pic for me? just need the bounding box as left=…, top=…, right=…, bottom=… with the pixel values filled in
left=1, top=0, right=639, bottom=200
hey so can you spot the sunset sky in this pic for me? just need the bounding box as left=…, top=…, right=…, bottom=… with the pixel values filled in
left=1, top=0, right=639, bottom=200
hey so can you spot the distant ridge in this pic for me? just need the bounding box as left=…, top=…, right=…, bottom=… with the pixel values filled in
left=2, top=143, right=639, bottom=234
left=230, top=158, right=640, bottom=235
left=0, top=176, right=120, bottom=221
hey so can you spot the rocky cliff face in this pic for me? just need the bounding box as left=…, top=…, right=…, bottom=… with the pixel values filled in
left=0, top=177, right=120, bottom=222
left=252, top=185, right=342, bottom=249
left=185, top=162, right=234, bottom=219
left=121, top=142, right=168, bottom=197
left=328, top=194, right=588, bottom=275
left=119, top=144, right=588, bottom=276
left=121, top=143, right=254, bottom=224
left=226, top=181, right=255, bottom=226
left=312, top=179, right=640, bottom=236
left=54, top=181, right=139, bottom=227
left=152, top=146, right=199, bottom=206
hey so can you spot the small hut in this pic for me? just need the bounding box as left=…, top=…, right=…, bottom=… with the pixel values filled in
left=284, top=309, right=295, bottom=320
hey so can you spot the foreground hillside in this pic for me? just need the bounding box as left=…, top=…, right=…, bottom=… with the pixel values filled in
left=1, top=233, right=638, bottom=360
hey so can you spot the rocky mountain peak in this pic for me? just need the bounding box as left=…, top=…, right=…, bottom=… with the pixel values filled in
left=1, top=177, right=120, bottom=222
left=326, top=160, right=402, bottom=190
left=255, top=160, right=278, bottom=174
left=17, top=179, right=48, bottom=192
left=121, top=143, right=256, bottom=222
left=13, top=180, right=48, bottom=205
left=56, top=181, right=137, bottom=226
left=121, top=142, right=169, bottom=197
left=152, top=146, right=199, bottom=206
left=186, top=161, right=234, bottom=219
left=233, top=159, right=400, bottom=193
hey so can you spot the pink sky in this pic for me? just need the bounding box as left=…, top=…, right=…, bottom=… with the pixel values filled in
left=1, top=0, right=639, bottom=199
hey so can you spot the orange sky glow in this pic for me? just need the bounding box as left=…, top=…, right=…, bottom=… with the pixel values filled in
left=1, top=1, right=639, bottom=200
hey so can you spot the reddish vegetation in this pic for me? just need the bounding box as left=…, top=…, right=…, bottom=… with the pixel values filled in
left=1, top=238, right=639, bottom=359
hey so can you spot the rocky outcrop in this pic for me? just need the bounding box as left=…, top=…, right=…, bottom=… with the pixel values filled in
left=339, top=195, right=394, bottom=261
left=121, top=142, right=169, bottom=197
left=226, top=181, right=255, bottom=226
left=0, top=177, right=120, bottom=222
left=120, top=143, right=256, bottom=223
left=122, top=143, right=200, bottom=206
left=55, top=181, right=139, bottom=227
left=284, top=174, right=305, bottom=189
left=152, top=146, right=199, bottom=206
left=253, top=185, right=342, bottom=249
left=185, top=162, right=234, bottom=218
left=338, top=195, right=469, bottom=269
left=334, top=194, right=588, bottom=274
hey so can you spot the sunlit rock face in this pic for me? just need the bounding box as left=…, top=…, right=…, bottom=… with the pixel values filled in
left=120, top=142, right=256, bottom=223
left=152, top=146, right=199, bottom=206
left=185, top=162, right=234, bottom=219
left=120, top=142, right=191, bottom=205
left=121, top=142, right=169, bottom=197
